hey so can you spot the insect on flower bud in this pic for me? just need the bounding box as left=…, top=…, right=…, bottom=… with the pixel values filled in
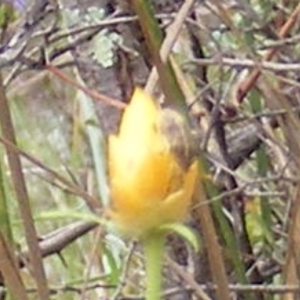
left=157, top=108, right=199, bottom=171
left=108, top=88, right=199, bottom=237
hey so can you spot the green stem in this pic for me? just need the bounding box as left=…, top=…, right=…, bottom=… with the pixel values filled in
left=130, top=0, right=188, bottom=115
left=142, top=232, right=165, bottom=300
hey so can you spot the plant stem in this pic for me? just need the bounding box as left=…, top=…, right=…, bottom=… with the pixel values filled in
left=142, top=232, right=165, bottom=300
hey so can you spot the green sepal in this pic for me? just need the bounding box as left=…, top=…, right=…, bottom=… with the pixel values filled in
left=157, top=223, right=201, bottom=252
left=37, top=209, right=109, bottom=228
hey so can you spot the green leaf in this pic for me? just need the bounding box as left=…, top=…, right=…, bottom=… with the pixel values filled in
left=37, top=209, right=109, bottom=227
left=0, top=4, right=15, bottom=27
left=158, top=223, right=201, bottom=252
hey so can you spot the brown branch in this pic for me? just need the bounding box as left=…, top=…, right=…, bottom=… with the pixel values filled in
left=236, top=3, right=300, bottom=103
left=0, top=232, right=28, bottom=300
left=282, top=184, right=300, bottom=300
left=190, top=57, right=300, bottom=72
left=46, top=64, right=126, bottom=110
left=0, top=73, right=49, bottom=299
left=166, top=256, right=212, bottom=300
left=0, top=135, right=101, bottom=212
left=22, top=221, right=98, bottom=264
left=193, top=180, right=231, bottom=300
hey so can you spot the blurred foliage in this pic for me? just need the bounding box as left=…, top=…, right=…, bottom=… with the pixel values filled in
left=63, top=6, right=123, bottom=68
left=0, top=0, right=300, bottom=299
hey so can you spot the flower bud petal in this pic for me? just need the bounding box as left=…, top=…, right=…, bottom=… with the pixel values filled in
left=108, top=88, right=198, bottom=237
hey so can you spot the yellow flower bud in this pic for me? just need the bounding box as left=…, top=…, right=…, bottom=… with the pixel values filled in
left=108, top=88, right=198, bottom=237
